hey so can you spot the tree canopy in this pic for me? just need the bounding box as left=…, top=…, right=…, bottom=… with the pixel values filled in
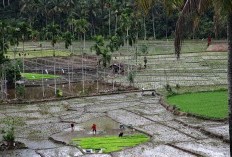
left=0, top=0, right=226, bottom=42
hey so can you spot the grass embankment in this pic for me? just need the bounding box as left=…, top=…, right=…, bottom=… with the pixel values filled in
left=21, top=73, right=59, bottom=80
left=5, top=39, right=211, bottom=59
left=6, top=50, right=71, bottom=59
left=72, top=134, right=149, bottom=153
left=167, top=90, right=228, bottom=119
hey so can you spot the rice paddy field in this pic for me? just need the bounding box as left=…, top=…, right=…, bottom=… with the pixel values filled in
left=72, top=134, right=149, bottom=153
left=21, top=73, right=60, bottom=80
left=0, top=39, right=230, bottom=156
left=4, top=40, right=229, bottom=118
left=167, top=90, right=228, bottom=119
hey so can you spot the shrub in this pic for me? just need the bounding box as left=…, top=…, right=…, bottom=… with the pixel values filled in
left=2, top=60, right=22, bottom=88
left=56, top=89, right=63, bottom=97
left=16, top=84, right=25, bottom=98
left=165, top=84, right=172, bottom=92
left=1, top=117, right=25, bottom=146
left=128, top=71, right=136, bottom=86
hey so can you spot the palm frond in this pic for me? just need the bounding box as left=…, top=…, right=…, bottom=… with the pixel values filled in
left=174, top=0, right=211, bottom=58
left=213, top=0, right=232, bottom=14
left=163, top=0, right=184, bottom=13
left=135, top=0, right=154, bottom=15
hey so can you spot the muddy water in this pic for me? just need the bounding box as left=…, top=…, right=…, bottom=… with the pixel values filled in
left=82, top=116, right=120, bottom=131
left=6, top=82, right=116, bottom=100
left=74, top=116, right=134, bottom=138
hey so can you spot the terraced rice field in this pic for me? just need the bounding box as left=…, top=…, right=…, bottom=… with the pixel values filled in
left=110, top=51, right=228, bottom=90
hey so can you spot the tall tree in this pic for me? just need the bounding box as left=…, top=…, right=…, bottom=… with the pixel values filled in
left=63, top=31, right=73, bottom=49
left=18, top=22, right=31, bottom=73
left=46, top=23, right=60, bottom=56
left=0, top=20, right=11, bottom=100
left=91, top=35, right=112, bottom=67
left=75, top=19, right=90, bottom=50
left=0, top=21, right=10, bottom=64
left=2, top=0, right=5, bottom=8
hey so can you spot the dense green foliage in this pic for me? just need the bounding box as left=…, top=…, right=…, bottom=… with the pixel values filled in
left=0, top=0, right=226, bottom=42
left=72, top=134, right=149, bottom=153
left=4, top=59, right=22, bottom=87
left=167, top=90, right=228, bottom=119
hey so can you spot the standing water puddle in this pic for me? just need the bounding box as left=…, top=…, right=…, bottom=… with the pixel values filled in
left=75, top=116, right=135, bottom=137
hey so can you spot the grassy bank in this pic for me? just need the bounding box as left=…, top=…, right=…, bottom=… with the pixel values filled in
left=21, top=73, right=60, bottom=80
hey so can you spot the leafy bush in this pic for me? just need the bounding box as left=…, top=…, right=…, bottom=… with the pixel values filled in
left=1, top=117, right=25, bottom=145
left=2, top=59, right=22, bottom=88
left=2, top=127, right=15, bottom=142
left=56, top=89, right=63, bottom=97
left=16, top=84, right=25, bottom=98
left=140, top=44, right=148, bottom=55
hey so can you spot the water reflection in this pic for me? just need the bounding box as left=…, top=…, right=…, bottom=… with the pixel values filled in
left=7, top=82, right=116, bottom=100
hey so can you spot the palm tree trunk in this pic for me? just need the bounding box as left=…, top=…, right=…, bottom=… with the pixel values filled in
left=54, top=58, right=56, bottom=95
left=0, top=64, right=3, bottom=100
left=84, top=33, right=86, bottom=50
left=126, top=27, right=129, bottom=53
left=109, top=8, right=111, bottom=36
left=97, top=57, right=99, bottom=93
left=82, top=48, right=84, bottom=93
left=23, top=39, right=25, bottom=73
left=2, top=0, right=5, bottom=8
left=101, top=0, right=104, bottom=36
left=228, top=12, right=232, bottom=157
left=143, top=16, right=146, bottom=40
left=115, top=13, right=118, bottom=35
left=126, top=27, right=129, bottom=76
left=152, top=8, right=156, bottom=40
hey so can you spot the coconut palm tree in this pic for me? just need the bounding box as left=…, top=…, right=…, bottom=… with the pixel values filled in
left=63, top=31, right=73, bottom=49
left=48, top=0, right=66, bottom=25
left=18, top=22, right=31, bottom=51
left=20, top=0, right=50, bottom=28
left=0, top=21, right=11, bottom=100
left=46, top=23, right=60, bottom=56
left=75, top=19, right=90, bottom=50
left=118, top=9, right=132, bottom=53
left=18, top=22, right=31, bottom=73
left=0, top=21, right=10, bottom=64
left=91, top=35, right=112, bottom=92
left=91, top=35, right=111, bottom=68
left=2, top=0, right=5, bottom=8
